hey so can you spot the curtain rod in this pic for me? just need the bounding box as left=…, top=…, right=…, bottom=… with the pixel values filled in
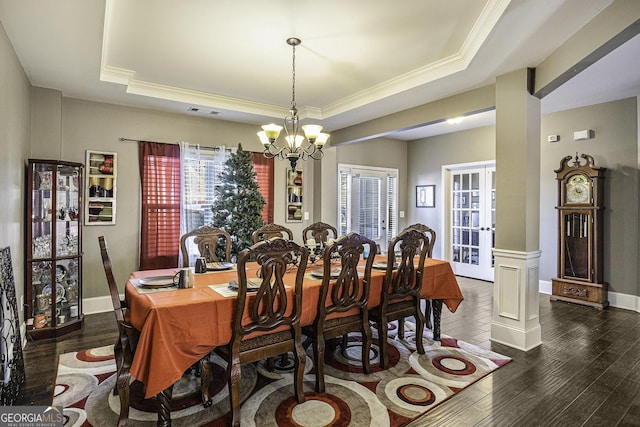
left=119, top=138, right=232, bottom=152
left=119, top=137, right=178, bottom=145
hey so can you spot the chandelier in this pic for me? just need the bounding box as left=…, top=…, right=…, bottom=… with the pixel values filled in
left=257, top=37, right=329, bottom=171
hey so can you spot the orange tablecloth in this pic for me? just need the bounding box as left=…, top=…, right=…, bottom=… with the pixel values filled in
left=126, top=257, right=462, bottom=398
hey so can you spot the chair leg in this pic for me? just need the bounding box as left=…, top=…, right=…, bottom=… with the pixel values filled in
left=266, top=356, right=275, bottom=371
left=115, top=370, right=130, bottom=427
left=228, top=356, right=242, bottom=427
left=414, top=299, right=426, bottom=355
left=278, top=353, right=288, bottom=368
left=340, top=334, right=349, bottom=355
left=293, top=335, right=306, bottom=403
left=398, top=317, right=405, bottom=339
left=200, top=357, right=212, bottom=407
left=361, top=317, right=372, bottom=374
left=113, top=338, right=123, bottom=396
left=377, top=316, right=390, bottom=369
left=314, top=331, right=326, bottom=393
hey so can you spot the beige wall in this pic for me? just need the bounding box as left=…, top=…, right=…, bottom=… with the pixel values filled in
left=540, top=97, right=639, bottom=295
left=29, top=97, right=318, bottom=300
left=407, top=125, right=496, bottom=258
left=408, top=97, right=639, bottom=296
left=335, top=137, right=409, bottom=231
left=0, top=21, right=31, bottom=322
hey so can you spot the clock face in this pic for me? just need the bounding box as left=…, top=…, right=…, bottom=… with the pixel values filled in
left=565, top=174, right=590, bottom=204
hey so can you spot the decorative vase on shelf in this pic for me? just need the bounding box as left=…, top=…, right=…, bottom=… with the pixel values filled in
left=294, top=171, right=303, bottom=186
left=294, top=208, right=303, bottom=220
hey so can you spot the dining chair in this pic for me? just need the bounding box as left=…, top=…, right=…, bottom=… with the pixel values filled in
left=214, top=237, right=308, bottom=426
left=302, top=232, right=377, bottom=393
left=98, top=236, right=140, bottom=427
left=399, top=223, right=437, bottom=332
left=180, top=225, right=231, bottom=267
left=302, top=221, right=338, bottom=245
left=252, top=223, right=296, bottom=370
left=369, top=228, right=430, bottom=369
left=252, top=223, right=293, bottom=243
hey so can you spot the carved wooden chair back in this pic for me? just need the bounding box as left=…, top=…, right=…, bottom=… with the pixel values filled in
left=370, top=228, right=429, bottom=369
left=98, top=236, right=139, bottom=427
left=252, top=223, right=293, bottom=243
left=400, top=223, right=437, bottom=330
left=302, top=221, right=338, bottom=245
left=402, top=223, right=436, bottom=257
left=180, top=225, right=231, bottom=267
left=225, top=238, right=308, bottom=426
left=305, top=232, right=376, bottom=392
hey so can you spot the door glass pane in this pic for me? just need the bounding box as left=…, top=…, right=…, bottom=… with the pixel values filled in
left=450, top=167, right=496, bottom=278
left=338, top=165, right=398, bottom=249
left=338, top=172, right=349, bottom=235
left=354, top=176, right=381, bottom=240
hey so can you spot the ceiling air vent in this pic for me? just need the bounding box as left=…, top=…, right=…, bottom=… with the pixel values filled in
left=188, top=107, right=219, bottom=116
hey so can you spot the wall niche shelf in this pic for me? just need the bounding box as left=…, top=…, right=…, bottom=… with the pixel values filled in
left=85, top=150, right=117, bottom=225
left=286, top=169, right=303, bottom=223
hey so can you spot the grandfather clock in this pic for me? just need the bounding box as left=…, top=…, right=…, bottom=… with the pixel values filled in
left=551, top=153, right=608, bottom=309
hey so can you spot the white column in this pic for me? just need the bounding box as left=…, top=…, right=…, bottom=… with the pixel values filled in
left=491, top=249, right=542, bottom=351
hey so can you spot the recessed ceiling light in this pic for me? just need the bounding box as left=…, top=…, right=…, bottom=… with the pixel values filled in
left=446, top=117, right=464, bottom=124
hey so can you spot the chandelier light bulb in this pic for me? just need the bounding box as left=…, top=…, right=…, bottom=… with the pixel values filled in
left=262, top=124, right=283, bottom=141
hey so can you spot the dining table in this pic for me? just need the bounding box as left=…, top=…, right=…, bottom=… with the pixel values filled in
left=124, top=256, right=463, bottom=424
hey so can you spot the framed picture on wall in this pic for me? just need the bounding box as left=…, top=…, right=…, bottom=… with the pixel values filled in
left=416, top=185, right=435, bottom=208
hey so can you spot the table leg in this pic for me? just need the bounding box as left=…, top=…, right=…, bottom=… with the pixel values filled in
left=156, top=385, right=173, bottom=427
left=424, top=299, right=432, bottom=329
left=432, top=299, right=443, bottom=341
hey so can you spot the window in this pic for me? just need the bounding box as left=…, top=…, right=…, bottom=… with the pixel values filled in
left=338, top=164, right=398, bottom=250
left=139, top=141, right=181, bottom=270
left=180, top=143, right=274, bottom=234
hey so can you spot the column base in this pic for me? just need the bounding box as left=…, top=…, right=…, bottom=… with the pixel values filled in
left=490, top=249, right=542, bottom=351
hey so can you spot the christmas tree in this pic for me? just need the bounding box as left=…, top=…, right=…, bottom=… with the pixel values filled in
left=210, top=144, right=265, bottom=260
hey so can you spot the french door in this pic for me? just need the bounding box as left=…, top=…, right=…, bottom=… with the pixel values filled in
left=448, top=164, right=495, bottom=281
left=338, top=164, right=398, bottom=251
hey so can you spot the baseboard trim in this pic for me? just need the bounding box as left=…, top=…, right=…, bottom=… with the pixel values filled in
left=539, top=280, right=639, bottom=312
left=83, top=294, right=121, bottom=315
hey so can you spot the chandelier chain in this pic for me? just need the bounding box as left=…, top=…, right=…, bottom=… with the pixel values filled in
left=291, top=41, right=296, bottom=110
left=257, top=37, right=327, bottom=170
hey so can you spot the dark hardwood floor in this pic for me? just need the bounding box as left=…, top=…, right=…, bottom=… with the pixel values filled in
left=15, top=278, right=640, bottom=426
left=15, top=311, right=118, bottom=406
left=411, top=277, right=640, bottom=426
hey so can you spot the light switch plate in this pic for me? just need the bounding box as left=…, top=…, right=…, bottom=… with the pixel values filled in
left=304, top=212, right=309, bottom=220
left=400, top=210, right=405, bottom=218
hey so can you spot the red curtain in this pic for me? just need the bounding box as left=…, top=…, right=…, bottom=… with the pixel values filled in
left=251, top=153, right=274, bottom=224
left=139, top=141, right=181, bottom=270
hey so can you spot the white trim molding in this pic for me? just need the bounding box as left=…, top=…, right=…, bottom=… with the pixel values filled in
left=82, top=295, right=119, bottom=315
left=491, top=248, right=542, bottom=351
left=540, top=279, right=640, bottom=312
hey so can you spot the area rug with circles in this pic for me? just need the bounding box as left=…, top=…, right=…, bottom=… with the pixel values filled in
left=53, top=324, right=510, bottom=426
